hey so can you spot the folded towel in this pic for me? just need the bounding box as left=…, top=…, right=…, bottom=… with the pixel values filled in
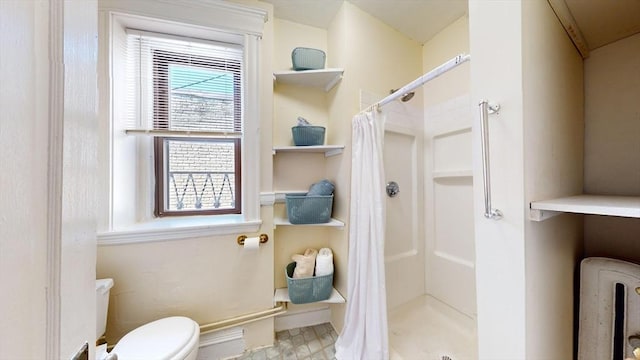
left=292, top=248, right=318, bottom=278
left=307, top=179, right=335, bottom=196
left=315, top=247, right=334, bottom=277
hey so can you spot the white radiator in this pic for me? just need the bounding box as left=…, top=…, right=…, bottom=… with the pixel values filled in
left=579, top=257, right=640, bottom=360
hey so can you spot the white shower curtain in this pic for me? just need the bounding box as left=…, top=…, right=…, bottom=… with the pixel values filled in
left=335, top=108, right=389, bottom=360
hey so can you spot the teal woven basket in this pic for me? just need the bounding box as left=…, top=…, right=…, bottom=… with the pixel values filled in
left=291, top=126, right=325, bottom=146
left=291, top=47, right=326, bottom=70
left=285, top=194, right=333, bottom=224
left=285, top=262, right=333, bottom=304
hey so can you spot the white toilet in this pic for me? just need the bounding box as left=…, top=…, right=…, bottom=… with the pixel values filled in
left=96, top=278, right=200, bottom=360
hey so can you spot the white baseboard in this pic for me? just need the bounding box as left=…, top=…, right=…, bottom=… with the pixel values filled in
left=274, top=306, right=331, bottom=332
left=197, top=327, right=245, bottom=360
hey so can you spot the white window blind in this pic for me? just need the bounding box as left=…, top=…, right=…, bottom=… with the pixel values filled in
left=125, top=30, right=243, bottom=137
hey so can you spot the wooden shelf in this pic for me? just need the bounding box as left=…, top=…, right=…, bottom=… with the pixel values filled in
left=274, top=287, right=345, bottom=304
left=274, top=217, right=345, bottom=228
left=273, top=145, right=344, bottom=157
left=530, top=195, right=640, bottom=221
left=273, top=68, right=344, bottom=92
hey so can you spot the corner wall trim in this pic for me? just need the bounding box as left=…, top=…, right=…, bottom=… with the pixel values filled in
left=547, top=0, right=590, bottom=58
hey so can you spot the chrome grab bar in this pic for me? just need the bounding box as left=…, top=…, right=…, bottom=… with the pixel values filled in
left=479, top=100, right=503, bottom=220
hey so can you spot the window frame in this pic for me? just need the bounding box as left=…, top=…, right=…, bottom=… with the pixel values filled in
left=97, top=7, right=266, bottom=244
left=154, top=137, right=242, bottom=217
left=150, top=48, right=243, bottom=217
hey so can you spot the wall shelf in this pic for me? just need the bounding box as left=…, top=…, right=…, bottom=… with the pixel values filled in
left=273, top=145, right=344, bottom=157
left=274, top=287, right=345, bottom=304
left=529, top=195, right=640, bottom=221
left=273, top=68, right=344, bottom=92
left=432, top=169, right=473, bottom=179
left=274, top=217, right=345, bottom=228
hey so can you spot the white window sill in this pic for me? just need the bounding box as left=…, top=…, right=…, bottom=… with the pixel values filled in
left=97, top=215, right=262, bottom=246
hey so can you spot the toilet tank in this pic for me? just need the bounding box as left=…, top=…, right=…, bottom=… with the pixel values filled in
left=96, top=278, right=114, bottom=340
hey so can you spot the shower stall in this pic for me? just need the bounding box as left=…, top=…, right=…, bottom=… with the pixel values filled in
left=381, top=92, right=478, bottom=360
left=353, top=54, right=478, bottom=359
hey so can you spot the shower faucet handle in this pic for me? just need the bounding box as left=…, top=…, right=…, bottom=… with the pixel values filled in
left=386, top=181, right=400, bottom=197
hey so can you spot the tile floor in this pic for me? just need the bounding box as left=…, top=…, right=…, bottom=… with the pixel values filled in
left=233, top=323, right=338, bottom=360
left=233, top=295, right=476, bottom=360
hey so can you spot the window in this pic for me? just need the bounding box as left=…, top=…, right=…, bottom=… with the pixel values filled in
left=126, top=31, right=243, bottom=217
left=99, top=6, right=266, bottom=243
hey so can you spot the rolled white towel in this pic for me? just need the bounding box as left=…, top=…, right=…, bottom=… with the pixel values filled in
left=315, top=247, right=334, bottom=276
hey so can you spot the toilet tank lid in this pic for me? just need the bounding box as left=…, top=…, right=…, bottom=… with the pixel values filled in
left=96, top=278, right=114, bottom=294
left=112, top=316, right=199, bottom=360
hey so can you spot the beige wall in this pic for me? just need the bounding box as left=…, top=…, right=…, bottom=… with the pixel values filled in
left=97, top=0, right=425, bottom=347
left=97, top=0, right=276, bottom=349
left=583, top=33, right=640, bottom=263
left=325, top=1, right=423, bottom=330
left=271, top=2, right=423, bottom=331
left=422, top=15, right=470, bottom=105
left=522, top=0, right=584, bottom=358
left=98, top=210, right=275, bottom=346
left=271, top=17, right=335, bottom=320
left=272, top=19, right=329, bottom=147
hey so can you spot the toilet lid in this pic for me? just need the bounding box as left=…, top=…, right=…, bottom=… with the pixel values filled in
left=112, top=316, right=199, bottom=360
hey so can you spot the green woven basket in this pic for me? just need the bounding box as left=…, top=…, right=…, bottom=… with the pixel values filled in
left=285, top=262, right=333, bottom=304
left=285, top=194, right=333, bottom=224
left=291, top=126, right=325, bottom=146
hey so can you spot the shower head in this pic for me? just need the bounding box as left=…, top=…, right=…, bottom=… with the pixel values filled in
left=390, top=89, right=415, bottom=102
left=401, top=91, right=415, bottom=102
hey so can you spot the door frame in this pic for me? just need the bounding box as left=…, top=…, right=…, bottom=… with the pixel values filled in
left=46, top=0, right=65, bottom=357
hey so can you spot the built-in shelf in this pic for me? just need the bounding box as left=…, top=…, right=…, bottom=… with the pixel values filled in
left=432, top=170, right=473, bottom=179
left=273, top=191, right=306, bottom=203
left=274, top=287, right=345, bottom=304
left=273, top=68, right=344, bottom=92
left=274, top=217, right=345, bottom=228
left=273, top=145, right=344, bottom=157
left=529, top=195, right=640, bottom=221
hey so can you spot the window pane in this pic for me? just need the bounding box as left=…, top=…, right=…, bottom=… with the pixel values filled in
left=168, top=64, right=238, bottom=132
left=165, top=139, right=237, bottom=212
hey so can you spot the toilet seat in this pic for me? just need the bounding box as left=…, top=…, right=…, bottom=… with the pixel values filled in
left=112, top=316, right=199, bottom=360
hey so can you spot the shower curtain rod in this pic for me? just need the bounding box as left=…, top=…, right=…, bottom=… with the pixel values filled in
left=375, top=53, right=471, bottom=109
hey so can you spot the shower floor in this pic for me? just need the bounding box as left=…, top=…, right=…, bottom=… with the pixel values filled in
left=389, top=295, right=478, bottom=360
left=233, top=295, right=475, bottom=360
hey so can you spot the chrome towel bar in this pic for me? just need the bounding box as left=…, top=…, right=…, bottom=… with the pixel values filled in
left=479, top=100, right=503, bottom=220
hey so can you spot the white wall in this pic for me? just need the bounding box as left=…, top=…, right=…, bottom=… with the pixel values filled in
left=583, top=33, right=640, bottom=263
left=469, top=0, right=527, bottom=357
left=421, top=15, right=476, bottom=318
left=470, top=1, right=586, bottom=358
left=60, top=1, right=100, bottom=358
left=0, top=2, right=50, bottom=358
left=1, top=1, right=99, bottom=358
